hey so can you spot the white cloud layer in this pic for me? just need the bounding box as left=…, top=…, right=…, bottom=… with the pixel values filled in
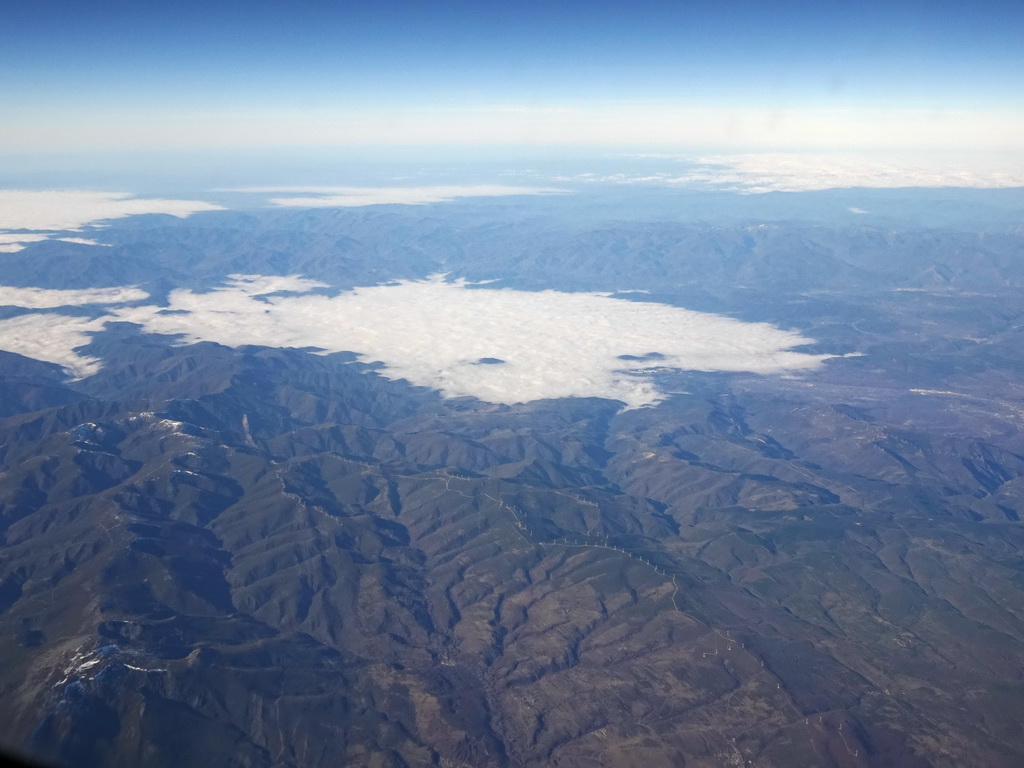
left=0, top=285, right=149, bottom=308
left=212, top=274, right=329, bottom=294
left=664, top=154, right=1024, bottom=192
left=0, top=190, right=224, bottom=252
left=58, top=237, right=111, bottom=247
left=0, top=189, right=223, bottom=252
left=0, top=275, right=829, bottom=406
left=0, top=313, right=107, bottom=378
left=229, top=185, right=563, bottom=207
left=0, top=234, right=51, bottom=245
left=0, top=236, right=112, bottom=253
left=0, top=190, right=224, bottom=231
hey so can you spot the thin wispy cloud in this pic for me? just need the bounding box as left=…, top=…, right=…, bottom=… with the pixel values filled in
left=0, top=275, right=831, bottom=407
left=558, top=154, right=1024, bottom=193
left=665, top=154, right=1024, bottom=193
left=228, top=185, right=565, bottom=207
left=0, top=233, right=113, bottom=253
left=58, top=237, right=111, bottom=247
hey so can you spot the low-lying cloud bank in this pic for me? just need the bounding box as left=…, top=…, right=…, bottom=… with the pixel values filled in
left=570, top=153, right=1024, bottom=192
left=0, top=190, right=224, bottom=249
left=0, top=233, right=113, bottom=253
left=0, top=190, right=225, bottom=231
left=0, top=275, right=830, bottom=407
left=0, top=285, right=149, bottom=308
left=681, top=154, right=1024, bottom=193
left=0, top=313, right=108, bottom=377
left=227, top=185, right=564, bottom=207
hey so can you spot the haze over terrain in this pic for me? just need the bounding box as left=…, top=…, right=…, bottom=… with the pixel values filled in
left=2, top=1, right=1023, bottom=767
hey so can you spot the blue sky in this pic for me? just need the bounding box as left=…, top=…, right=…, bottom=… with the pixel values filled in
left=2, top=0, right=1023, bottom=153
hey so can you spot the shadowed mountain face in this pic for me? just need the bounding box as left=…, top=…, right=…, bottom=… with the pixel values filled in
left=1, top=191, right=1024, bottom=767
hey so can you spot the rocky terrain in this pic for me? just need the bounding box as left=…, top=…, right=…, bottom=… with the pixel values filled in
left=1, top=189, right=1024, bottom=767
